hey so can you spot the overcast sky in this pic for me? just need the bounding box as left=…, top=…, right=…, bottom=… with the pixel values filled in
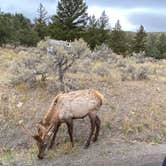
left=0, top=0, right=166, bottom=32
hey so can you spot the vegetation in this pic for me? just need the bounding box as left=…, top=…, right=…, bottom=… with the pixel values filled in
left=48, top=0, right=88, bottom=41
left=132, top=25, right=147, bottom=53
left=109, top=20, right=127, bottom=54
left=34, top=3, right=49, bottom=40
left=1, top=36, right=166, bottom=164
left=83, top=11, right=110, bottom=50
left=8, top=39, right=89, bottom=90
left=0, top=12, right=39, bottom=46
left=0, top=2, right=166, bottom=59
left=1, top=1, right=166, bottom=165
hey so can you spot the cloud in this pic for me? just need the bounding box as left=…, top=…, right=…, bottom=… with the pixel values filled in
left=128, top=11, right=166, bottom=32
left=87, top=0, right=166, bottom=31
left=88, top=6, right=137, bottom=31
left=87, top=0, right=166, bottom=9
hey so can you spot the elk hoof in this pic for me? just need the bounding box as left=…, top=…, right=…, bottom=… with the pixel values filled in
left=92, top=137, right=97, bottom=142
left=48, top=146, right=53, bottom=150
left=84, top=143, right=89, bottom=149
left=71, top=143, right=74, bottom=147
left=37, top=155, right=44, bottom=160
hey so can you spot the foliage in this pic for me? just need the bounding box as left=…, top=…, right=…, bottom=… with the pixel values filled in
left=9, top=38, right=90, bottom=89
left=146, top=34, right=160, bottom=58
left=132, top=25, right=147, bottom=53
left=48, top=0, right=88, bottom=41
left=0, top=12, right=39, bottom=46
left=0, top=13, right=11, bottom=45
left=83, top=11, right=110, bottom=50
left=34, top=3, right=49, bottom=40
left=9, top=49, right=49, bottom=87
left=120, top=65, right=149, bottom=81
left=157, top=34, right=166, bottom=59
left=0, top=3, right=166, bottom=59
left=109, top=20, right=127, bottom=54
left=39, top=38, right=90, bottom=90
left=19, top=29, right=39, bottom=46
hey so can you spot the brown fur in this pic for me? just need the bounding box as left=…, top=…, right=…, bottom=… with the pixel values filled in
left=91, top=89, right=104, bottom=106
left=42, top=94, right=62, bottom=126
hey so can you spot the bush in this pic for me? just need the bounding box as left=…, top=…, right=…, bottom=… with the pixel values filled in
left=136, top=66, right=148, bottom=80
left=92, top=62, right=110, bottom=77
left=121, top=65, right=148, bottom=81
left=9, top=49, right=49, bottom=87
left=92, top=45, right=116, bottom=61
left=9, top=39, right=90, bottom=89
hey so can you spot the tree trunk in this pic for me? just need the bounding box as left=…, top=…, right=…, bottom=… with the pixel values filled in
left=58, top=65, right=64, bottom=91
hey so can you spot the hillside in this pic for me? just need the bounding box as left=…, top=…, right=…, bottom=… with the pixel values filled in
left=0, top=45, right=166, bottom=166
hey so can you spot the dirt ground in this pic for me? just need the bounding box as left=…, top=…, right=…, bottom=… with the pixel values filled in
left=1, top=48, right=166, bottom=166
left=6, top=139, right=166, bottom=166
left=1, top=79, right=166, bottom=166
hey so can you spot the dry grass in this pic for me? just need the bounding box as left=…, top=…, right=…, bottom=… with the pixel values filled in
left=1, top=47, right=166, bottom=165
left=101, top=103, right=166, bottom=144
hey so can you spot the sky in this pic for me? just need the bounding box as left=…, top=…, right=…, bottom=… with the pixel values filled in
left=0, top=0, right=166, bottom=32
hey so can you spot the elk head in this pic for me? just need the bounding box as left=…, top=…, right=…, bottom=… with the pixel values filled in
left=19, top=120, right=54, bottom=159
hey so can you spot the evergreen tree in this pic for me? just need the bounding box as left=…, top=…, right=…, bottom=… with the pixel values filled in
left=146, top=34, right=160, bottom=58
left=34, top=3, right=48, bottom=39
left=49, top=0, right=88, bottom=41
left=13, top=13, right=39, bottom=46
left=157, top=33, right=166, bottom=57
left=98, top=10, right=109, bottom=29
left=12, top=13, right=32, bottom=45
left=114, top=19, right=121, bottom=31
left=109, top=20, right=127, bottom=54
left=19, top=29, right=39, bottom=46
left=83, top=11, right=109, bottom=50
left=83, top=15, right=100, bottom=49
left=97, top=11, right=110, bottom=45
left=132, top=25, right=147, bottom=53
left=0, top=13, right=11, bottom=45
left=0, top=12, right=39, bottom=46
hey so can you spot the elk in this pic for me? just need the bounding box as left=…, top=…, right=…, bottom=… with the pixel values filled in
left=19, top=89, right=103, bottom=159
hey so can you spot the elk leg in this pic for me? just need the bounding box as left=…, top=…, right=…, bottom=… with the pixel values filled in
left=48, top=123, right=61, bottom=149
left=66, top=119, right=74, bottom=147
left=84, top=113, right=96, bottom=148
left=93, top=115, right=101, bottom=142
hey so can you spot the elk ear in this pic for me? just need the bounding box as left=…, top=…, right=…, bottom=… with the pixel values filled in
left=33, top=135, right=43, bottom=143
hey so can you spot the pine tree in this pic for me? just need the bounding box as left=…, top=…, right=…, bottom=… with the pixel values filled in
left=146, top=34, right=160, bottom=58
left=132, top=25, right=147, bottom=53
left=0, top=13, right=39, bottom=46
left=83, top=15, right=100, bottom=49
left=98, top=11, right=109, bottom=29
left=83, top=11, right=110, bottom=50
left=34, top=3, right=48, bottom=39
left=49, top=0, right=88, bottom=41
left=109, top=20, right=127, bottom=54
left=114, top=19, right=121, bottom=31
left=157, top=34, right=166, bottom=55
left=0, top=13, right=11, bottom=45
left=97, top=11, right=110, bottom=45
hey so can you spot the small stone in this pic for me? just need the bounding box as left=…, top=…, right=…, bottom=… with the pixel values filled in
left=18, top=120, right=24, bottom=125
left=17, top=102, right=23, bottom=108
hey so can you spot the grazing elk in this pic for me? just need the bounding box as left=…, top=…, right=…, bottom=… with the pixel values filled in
left=19, top=89, right=103, bottom=159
